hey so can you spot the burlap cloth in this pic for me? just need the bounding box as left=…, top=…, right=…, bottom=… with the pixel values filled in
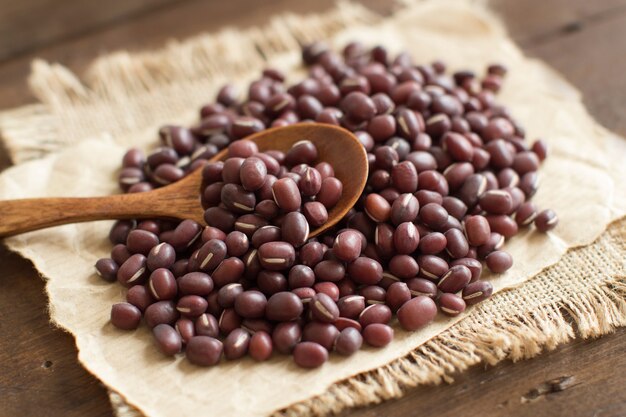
left=0, top=1, right=625, bottom=416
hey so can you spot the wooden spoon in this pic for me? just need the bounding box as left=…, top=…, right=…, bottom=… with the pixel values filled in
left=0, top=124, right=368, bottom=239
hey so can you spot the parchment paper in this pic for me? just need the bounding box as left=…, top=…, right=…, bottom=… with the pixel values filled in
left=0, top=1, right=625, bottom=417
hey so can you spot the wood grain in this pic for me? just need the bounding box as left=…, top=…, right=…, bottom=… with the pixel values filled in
left=339, top=328, right=626, bottom=417
left=0, top=0, right=182, bottom=62
left=0, top=1, right=625, bottom=417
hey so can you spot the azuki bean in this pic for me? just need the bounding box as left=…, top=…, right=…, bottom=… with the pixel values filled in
left=298, top=241, right=326, bottom=268
left=186, top=336, right=223, bottom=366
left=272, top=322, right=302, bottom=354
left=221, top=183, right=256, bottom=214
left=153, top=324, right=183, bottom=356
left=95, top=258, right=118, bottom=282
left=439, top=293, right=466, bottom=316
left=385, top=282, right=411, bottom=312
left=363, top=323, right=394, bottom=347
left=239, top=157, right=267, bottom=191
left=285, top=140, right=318, bottom=166
left=266, top=291, right=303, bottom=321
left=337, top=295, right=366, bottom=318
left=271, top=177, right=301, bottom=212
left=393, top=222, right=419, bottom=254
left=293, top=342, right=328, bottom=368
left=117, top=254, right=148, bottom=287
left=457, top=174, right=487, bottom=208
left=287, top=265, right=315, bottom=289
left=359, top=304, right=392, bottom=327
left=126, top=285, right=153, bottom=312
left=357, top=285, right=385, bottom=305
left=397, top=296, right=437, bottom=331
left=126, top=229, right=159, bottom=255
left=249, top=226, right=280, bottom=249
left=364, top=193, right=391, bottom=223
left=464, top=215, right=491, bottom=246
left=146, top=242, right=176, bottom=271
left=438, top=265, right=472, bottom=293
left=195, top=239, right=227, bottom=272
left=334, top=327, right=363, bottom=355
left=222, top=157, right=245, bottom=184
left=485, top=250, right=513, bottom=273
left=195, top=313, right=219, bottom=338
left=145, top=300, right=179, bottom=328
left=390, top=193, right=419, bottom=225
left=248, top=331, right=273, bottom=361
left=223, top=328, right=251, bottom=360
left=302, top=322, right=339, bottom=351
left=313, top=282, right=340, bottom=301
left=257, top=270, right=287, bottom=296
left=314, top=260, right=346, bottom=282
left=406, top=278, right=438, bottom=298
left=281, top=212, right=309, bottom=248
left=111, top=243, right=131, bottom=266
left=444, top=228, right=469, bottom=259
left=485, top=214, right=518, bottom=238
left=149, top=268, right=177, bottom=300
left=477, top=232, right=505, bottom=259
left=224, top=231, right=249, bottom=257
left=417, top=255, right=449, bottom=281
left=310, top=293, right=340, bottom=323
left=175, top=318, right=196, bottom=344
left=298, top=167, right=323, bottom=196
left=462, top=280, right=494, bottom=305
left=418, top=232, right=446, bottom=254
left=258, top=242, right=296, bottom=271
left=535, top=209, right=558, bottom=232
left=450, top=258, right=483, bottom=282
left=348, top=257, right=383, bottom=285
left=478, top=189, right=513, bottom=214
left=176, top=295, right=208, bottom=317
left=219, top=309, right=242, bottom=335
left=232, top=290, right=267, bottom=319
left=419, top=203, right=449, bottom=229
left=204, top=207, right=236, bottom=232
left=512, top=151, right=540, bottom=175
left=531, top=139, right=548, bottom=161
left=415, top=190, right=443, bottom=207
left=217, top=283, right=244, bottom=308
left=442, top=196, right=468, bottom=220
left=110, top=303, right=142, bottom=330
left=443, top=162, right=474, bottom=191
left=329, top=231, right=360, bottom=263
left=391, top=161, right=418, bottom=193
left=388, top=255, right=419, bottom=279
left=316, top=177, right=343, bottom=208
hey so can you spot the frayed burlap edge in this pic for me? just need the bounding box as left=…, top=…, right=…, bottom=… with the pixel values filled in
left=273, top=218, right=626, bottom=416
left=0, top=1, right=382, bottom=163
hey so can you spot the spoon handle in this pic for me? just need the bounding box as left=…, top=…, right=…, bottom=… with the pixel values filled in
left=0, top=194, right=155, bottom=237
left=0, top=189, right=203, bottom=238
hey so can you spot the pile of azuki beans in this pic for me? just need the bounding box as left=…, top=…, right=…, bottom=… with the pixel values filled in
left=98, top=41, right=559, bottom=369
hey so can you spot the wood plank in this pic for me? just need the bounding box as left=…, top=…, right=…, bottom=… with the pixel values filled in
left=525, top=11, right=626, bottom=136
left=0, top=0, right=184, bottom=62
left=341, top=328, right=626, bottom=417
left=0, top=0, right=385, bottom=110
left=0, top=244, right=112, bottom=417
left=490, top=0, right=626, bottom=44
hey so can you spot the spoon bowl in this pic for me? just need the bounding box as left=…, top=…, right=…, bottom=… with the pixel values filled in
left=0, top=123, right=368, bottom=238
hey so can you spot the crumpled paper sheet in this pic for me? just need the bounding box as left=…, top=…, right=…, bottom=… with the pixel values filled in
left=0, top=1, right=625, bottom=417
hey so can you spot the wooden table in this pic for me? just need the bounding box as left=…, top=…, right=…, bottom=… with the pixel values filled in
left=1, top=1, right=625, bottom=416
